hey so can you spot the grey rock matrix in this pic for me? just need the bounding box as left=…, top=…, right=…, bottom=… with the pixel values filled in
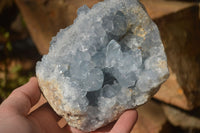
left=36, top=0, right=169, bottom=131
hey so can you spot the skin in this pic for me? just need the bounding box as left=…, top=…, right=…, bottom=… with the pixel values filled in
left=0, top=77, right=137, bottom=133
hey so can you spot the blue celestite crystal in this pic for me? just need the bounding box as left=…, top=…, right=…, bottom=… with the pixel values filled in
left=36, top=0, right=169, bottom=131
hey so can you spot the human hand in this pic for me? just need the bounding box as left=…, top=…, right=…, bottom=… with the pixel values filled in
left=0, top=77, right=137, bottom=133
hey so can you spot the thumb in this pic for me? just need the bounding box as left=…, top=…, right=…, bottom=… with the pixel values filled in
left=0, top=77, right=41, bottom=115
left=110, top=110, right=138, bottom=133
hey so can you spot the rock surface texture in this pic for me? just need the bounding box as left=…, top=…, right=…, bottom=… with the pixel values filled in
left=36, top=0, right=169, bottom=131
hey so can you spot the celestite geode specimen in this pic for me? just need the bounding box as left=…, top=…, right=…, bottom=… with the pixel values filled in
left=36, top=0, right=169, bottom=131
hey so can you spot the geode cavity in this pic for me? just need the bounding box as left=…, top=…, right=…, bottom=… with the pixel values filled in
left=36, top=0, right=169, bottom=131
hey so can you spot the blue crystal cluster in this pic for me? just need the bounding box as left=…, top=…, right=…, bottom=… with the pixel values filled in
left=36, top=0, right=169, bottom=131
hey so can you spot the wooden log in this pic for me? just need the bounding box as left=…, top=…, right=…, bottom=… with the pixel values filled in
left=153, top=4, right=200, bottom=110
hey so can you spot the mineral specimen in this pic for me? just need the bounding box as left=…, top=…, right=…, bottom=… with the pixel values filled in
left=36, top=0, right=169, bottom=131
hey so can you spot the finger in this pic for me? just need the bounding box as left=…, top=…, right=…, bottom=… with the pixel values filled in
left=28, top=103, right=81, bottom=133
left=110, top=110, right=138, bottom=133
left=0, top=77, right=41, bottom=115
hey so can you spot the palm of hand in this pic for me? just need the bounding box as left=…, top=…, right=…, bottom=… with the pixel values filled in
left=0, top=78, right=137, bottom=133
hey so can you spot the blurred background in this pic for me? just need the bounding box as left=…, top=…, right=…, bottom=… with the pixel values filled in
left=0, top=0, right=200, bottom=132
